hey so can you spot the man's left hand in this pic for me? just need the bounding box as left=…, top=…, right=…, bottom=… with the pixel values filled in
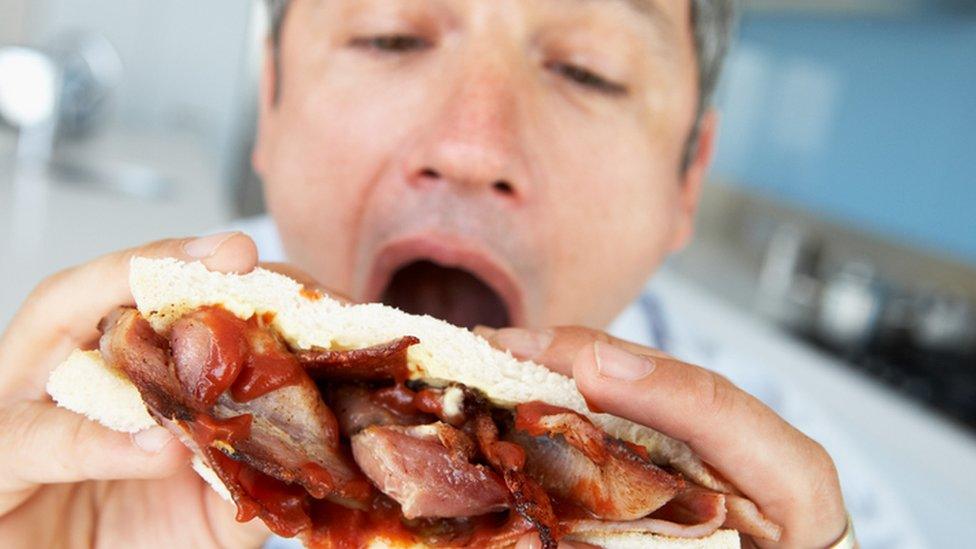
left=476, top=326, right=849, bottom=549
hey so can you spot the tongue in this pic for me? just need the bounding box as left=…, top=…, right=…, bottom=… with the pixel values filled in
left=381, top=261, right=511, bottom=330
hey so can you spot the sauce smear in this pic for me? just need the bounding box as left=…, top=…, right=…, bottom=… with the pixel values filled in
left=186, top=306, right=306, bottom=405
left=192, top=306, right=248, bottom=407
left=208, top=449, right=312, bottom=537
left=190, top=413, right=253, bottom=447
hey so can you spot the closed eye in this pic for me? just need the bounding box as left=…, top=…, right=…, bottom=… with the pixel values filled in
left=348, top=34, right=432, bottom=53
left=546, top=61, right=629, bottom=96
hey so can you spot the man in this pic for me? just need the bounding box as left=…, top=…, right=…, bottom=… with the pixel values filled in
left=0, top=1, right=914, bottom=547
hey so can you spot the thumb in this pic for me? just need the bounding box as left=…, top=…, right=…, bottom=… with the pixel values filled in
left=476, top=325, right=669, bottom=378
left=0, top=401, right=189, bottom=494
left=0, top=231, right=259, bottom=403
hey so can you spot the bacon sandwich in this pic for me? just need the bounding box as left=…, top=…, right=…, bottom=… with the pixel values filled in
left=47, top=258, right=781, bottom=548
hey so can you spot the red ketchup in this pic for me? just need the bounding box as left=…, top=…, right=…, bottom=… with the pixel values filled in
left=299, top=463, right=335, bottom=500
left=513, top=401, right=573, bottom=436
left=188, top=306, right=306, bottom=406
left=372, top=383, right=419, bottom=415
left=190, top=414, right=253, bottom=447
left=231, top=347, right=304, bottom=402
left=191, top=306, right=248, bottom=407
left=306, top=498, right=414, bottom=549
left=208, top=450, right=312, bottom=537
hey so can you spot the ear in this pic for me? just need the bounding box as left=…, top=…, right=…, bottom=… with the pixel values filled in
left=669, top=108, right=718, bottom=252
left=252, top=40, right=279, bottom=176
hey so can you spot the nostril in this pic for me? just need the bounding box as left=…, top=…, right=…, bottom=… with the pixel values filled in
left=419, top=168, right=440, bottom=179
left=492, top=180, right=515, bottom=196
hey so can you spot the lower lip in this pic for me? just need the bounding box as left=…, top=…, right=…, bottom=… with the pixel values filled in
left=365, top=234, right=524, bottom=326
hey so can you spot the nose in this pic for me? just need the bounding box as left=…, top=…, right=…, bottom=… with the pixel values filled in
left=404, top=57, right=528, bottom=202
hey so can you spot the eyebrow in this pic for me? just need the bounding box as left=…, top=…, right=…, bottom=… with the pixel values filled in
left=621, top=0, right=668, bottom=19
left=627, top=0, right=675, bottom=32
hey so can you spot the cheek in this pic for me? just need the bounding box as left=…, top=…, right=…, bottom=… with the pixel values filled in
left=528, top=105, right=682, bottom=325
left=263, top=55, right=433, bottom=289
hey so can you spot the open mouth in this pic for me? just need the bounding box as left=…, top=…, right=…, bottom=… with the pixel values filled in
left=381, top=260, right=511, bottom=330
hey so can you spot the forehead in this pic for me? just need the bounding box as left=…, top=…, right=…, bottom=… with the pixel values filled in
left=613, top=0, right=687, bottom=27
left=296, top=0, right=690, bottom=30
left=575, top=0, right=690, bottom=46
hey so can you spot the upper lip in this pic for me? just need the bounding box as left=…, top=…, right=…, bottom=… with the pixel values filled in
left=363, top=233, right=525, bottom=327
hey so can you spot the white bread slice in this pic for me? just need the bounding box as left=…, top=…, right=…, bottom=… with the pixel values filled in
left=47, top=349, right=156, bottom=433
left=48, top=349, right=233, bottom=501
left=363, top=530, right=742, bottom=549
left=46, top=257, right=738, bottom=548
left=568, top=530, right=740, bottom=548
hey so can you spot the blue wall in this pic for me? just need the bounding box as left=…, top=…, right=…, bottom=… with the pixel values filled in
left=712, top=13, right=976, bottom=264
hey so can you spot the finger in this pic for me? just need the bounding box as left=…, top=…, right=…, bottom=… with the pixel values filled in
left=572, top=342, right=846, bottom=547
left=0, top=401, right=189, bottom=493
left=259, top=262, right=354, bottom=304
left=475, top=326, right=669, bottom=377
left=203, top=482, right=271, bottom=549
left=0, top=232, right=258, bottom=402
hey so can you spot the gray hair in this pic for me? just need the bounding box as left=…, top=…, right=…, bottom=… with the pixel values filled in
left=685, top=0, right=736, bottom=169
left=263, top=0, right=735, bottom=170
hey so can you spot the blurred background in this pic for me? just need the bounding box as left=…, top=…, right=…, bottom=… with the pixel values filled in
left=1, top=1, right=974, bottom=546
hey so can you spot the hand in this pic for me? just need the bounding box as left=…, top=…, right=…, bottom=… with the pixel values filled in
left=478, top=326, right=848, bottom=549
left=0, top=232, right=272, bottom=548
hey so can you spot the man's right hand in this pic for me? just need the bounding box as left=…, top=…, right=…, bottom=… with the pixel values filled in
left=0, top=233, right=271, bottom=548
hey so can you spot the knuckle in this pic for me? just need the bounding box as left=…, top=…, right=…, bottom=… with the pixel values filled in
left=0, top=406, right=18, bottom=443
left=20, top=269, right=81, bottom=342
left=41, top=408, right=74, bottom=477
left=92, top=238, right=177, bottom=279
left=99, top=244, right=148, bottom=278
left=1, top=403, right=43, bottom=474
left=802, top=439, right=843, bottom=510
left=810, top=440, right=840, bottom=484
left=682, top=370, right=740, bottom=444
left=116, top=236, right=179, bottom=263
left=25, top=238, right=171, bottom=306
left=699, top=370, right=737, bottom=419
left=557, top=325, right=606, bottom=342
left=67, top=415, right=99, bottom=478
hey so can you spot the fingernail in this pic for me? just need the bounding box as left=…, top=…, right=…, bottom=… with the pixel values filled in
left=182, top=231, right=238, bottom=259
left=132, top=426, right=175, bottom=453
left=515, top=534, right=542, bottom=549
left=593, top=341, right=655, bottom=381
left=473, top=325, right=496, bottom=339
left=493, top=328, right=554, bottom=360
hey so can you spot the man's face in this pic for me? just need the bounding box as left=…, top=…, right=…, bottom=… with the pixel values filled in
left=254, top=0, right=712, bottom=330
